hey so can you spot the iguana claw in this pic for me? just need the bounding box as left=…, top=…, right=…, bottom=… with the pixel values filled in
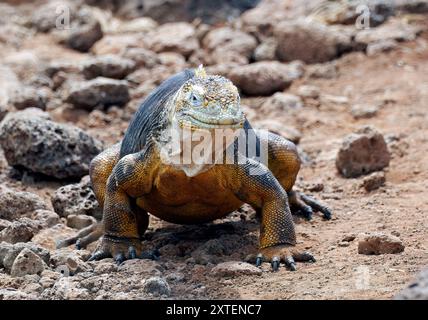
left=114, top=253, right=125, bottom=265
left=271, top=256, right=280, bottom=271
left=255, top=253, right=263, bottom=267
left=128, top=246, right=137, bottom=259
left=253, top=245, right=316, bottom=272
left=285, top=256, right=297, bottom=271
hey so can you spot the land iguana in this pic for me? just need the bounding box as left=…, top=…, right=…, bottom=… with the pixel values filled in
left=60, top=66, right=331, bottom=271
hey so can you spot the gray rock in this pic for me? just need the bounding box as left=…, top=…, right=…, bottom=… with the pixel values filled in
left=158, top=52, right=186, bottom=69
left=203, top=27, right=257, bottom=64
left=0, top=187, right=48, bottom=221
left=56, top=7, right=104, bottom=52
left=351, top=104, right=379, bottom=119
left=165, top=272, right=185, bottom=283
left=31, top=210, right=61, bottom=228
left=0, top=219, right=11, bottom=231
left=395, top=268, right=428, bottom=300
left=0, top=103, right=9, bottom=122
left=45, top=276, right=90, bottom=299
left=159, top=243, right=181, bottom=257
left=39, top=270, right=62, bottom=289
left=146, top=22, right=198, bottom=57
left=367, top=39, right=398, bottom=56
left=211, top=261, right=262, bottom=277
left=0, top=241, right=13, bottom=266
left=263, top=93, right=303, bottom=111
left=253, top=119, right=302, bottom=144
left=342, top=234, right=357, bottom=242
left=229, top=61, right=304, bottom=96
left=31, top=1, right=80, bottom=32
left=66, top=214, right=96, bottom=229
left=0, top=288, right=38, bottom=300
left=310, top=0, right=394, bottom=26
left=297, top=85, right=321, bottom=99
left=0, top=3, right=18, bottom=25
left=358, top=232, right=405, bottom=255
left=143, top=276, right=171, bottom=297
left=121, top=48, right=159, bottom=69
left=361, top=171, right=386, bottom=192
left=8, top=107, right=51, bottom=120
left=254, top=38, right=278, bottom=61
left=9, top=86, right=46, bottom=110
left=66, top=77, right=130, bottom=109
left=307, top=62, right=338, bottom=79
left=191, top=239, right=225, bottom=265
left=321, top=94, right=349, bottom=105
left=239, top=0, right=292, bottom=39
left=0, top=110, right=103, bottom=179
left=10, top=248, right=45, bottom=277
left=44, top=60, right=81, bottom=78
left=116, top=259, right=162, bottom=276
left=51, top=175, right=101, bottom=219
left=31, top=223, right=76, bottom=251
left=82, top=55, right=136, bottom=80
left=274, top=20, right=351, bottom=63
left=96, top=0, right=259, bottom=24
left=0, top=218, right=41, bottom=244
left=116, top=17, right=158, bottom=33
left=0, top=241, right=50, bottom=271
left=93, top=261, right=117, bottom=275
left=396, top=0, right=428, bottom=14
left=50, top=248, right=92, bottom=275
left=336, top=126, right=390, bottom=178
left=355, top=18, right=422, bottom=45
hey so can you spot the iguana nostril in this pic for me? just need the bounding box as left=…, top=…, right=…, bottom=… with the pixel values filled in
left=205, top=103, right=221, bottom=115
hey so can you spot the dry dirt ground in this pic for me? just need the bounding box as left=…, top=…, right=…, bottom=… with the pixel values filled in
left=205, top=34, right=428, bottom=299
left=0, top=2, right=427, bottom=300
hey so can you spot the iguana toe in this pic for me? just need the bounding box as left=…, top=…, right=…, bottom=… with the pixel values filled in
left=299, top=193, right=332, bottom=220
left=255, top=253, right=263, bottom=267
left=128, top=246, right=137, bottom=259
left=253, top=244, right=316, bottom=272
left=88, top=236, right=143, bottom=263
left=140, top=249, right=160, bottom=260
left=284, top=256, right=297, bottom=271
left=271, top=256, right=280, bottom=271
left=114, top=253, right=126, bottom=265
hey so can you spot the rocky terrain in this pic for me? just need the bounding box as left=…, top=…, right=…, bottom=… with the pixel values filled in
left=0, top=0, right=427, bottom=300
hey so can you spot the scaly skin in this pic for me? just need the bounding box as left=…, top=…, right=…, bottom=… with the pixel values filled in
left=68, top=67, right=332, bottom=271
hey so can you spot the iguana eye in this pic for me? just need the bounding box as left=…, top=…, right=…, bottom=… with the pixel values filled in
left=189, top=93, right=202, bottom=107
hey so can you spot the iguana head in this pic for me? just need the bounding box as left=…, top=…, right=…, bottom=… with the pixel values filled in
left=172, top=66, right=245, bottom=130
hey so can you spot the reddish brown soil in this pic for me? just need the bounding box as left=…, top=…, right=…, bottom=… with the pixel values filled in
left=1, top=15, right=427, bottom=301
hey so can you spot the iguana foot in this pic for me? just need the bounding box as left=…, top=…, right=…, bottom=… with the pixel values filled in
left=57, top=222, right=102, bottom=250
left=288, top=191, right=332, bottom=220
left=88, top=236, right=158, bottom=264
left=250, top=244, right=315, bottom=272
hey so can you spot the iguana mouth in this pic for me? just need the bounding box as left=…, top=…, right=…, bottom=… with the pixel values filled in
left=179, top=111, right=244, bottom=129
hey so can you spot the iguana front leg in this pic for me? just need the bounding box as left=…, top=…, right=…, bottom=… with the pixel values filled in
left=223, top=158, right=315, bottom=271
left=89, top=147, right=158, bottom=263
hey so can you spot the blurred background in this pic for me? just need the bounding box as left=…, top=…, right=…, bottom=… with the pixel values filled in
left=0, top=0, right=427, bottom=300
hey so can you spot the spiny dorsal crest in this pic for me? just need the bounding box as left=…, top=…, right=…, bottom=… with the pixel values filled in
left=194, top=64, right=207, bottom=78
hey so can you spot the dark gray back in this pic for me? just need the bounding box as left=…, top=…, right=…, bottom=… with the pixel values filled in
left=120, top=69, right=195, bottom=158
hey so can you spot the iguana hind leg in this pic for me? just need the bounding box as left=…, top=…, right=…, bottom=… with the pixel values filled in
left=56, top=144, right=121, bottom=250
left=56, top=222, right=101, bottom=249
left=58, top=143, right=152, bottom=250
left=90, top=143, right=122, bottom=208
left=289, top=190, right=332, bottom=220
